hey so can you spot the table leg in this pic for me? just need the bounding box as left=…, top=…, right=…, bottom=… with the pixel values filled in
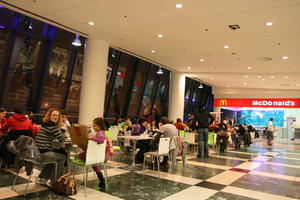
left=132, top=140, right=137, bottom=166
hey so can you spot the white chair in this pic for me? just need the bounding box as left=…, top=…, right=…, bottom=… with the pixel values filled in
left=71, top=140, right=107, bottom=197
left=143, top=137, right=170, bottom=172
left=185, top=132, right=198, bottom=153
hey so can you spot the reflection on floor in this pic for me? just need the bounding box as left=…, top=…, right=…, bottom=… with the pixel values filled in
left=1, top=139, right=300, bottom=200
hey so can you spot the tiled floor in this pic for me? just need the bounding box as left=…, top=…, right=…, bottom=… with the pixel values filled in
left=1, top=139, right=300, bottom=200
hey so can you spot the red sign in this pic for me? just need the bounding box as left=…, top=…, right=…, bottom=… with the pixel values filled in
left=214, top=98, right=300, bottom=108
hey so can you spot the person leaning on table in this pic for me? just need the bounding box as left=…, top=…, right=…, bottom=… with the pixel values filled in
left=35, top=108, right=66, bottom=187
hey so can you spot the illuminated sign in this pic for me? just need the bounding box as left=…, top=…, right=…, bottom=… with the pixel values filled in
left=214, top=98, right=300, bottom=108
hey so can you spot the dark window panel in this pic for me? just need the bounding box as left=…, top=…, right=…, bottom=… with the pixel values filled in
left=2, top=69, right=40, bottom=107
left=65, top=80, right=81, bottom=111
left=18, top=15, right=46, bottom=36
left=106, top=53, right=136, bottom=116
left=47, top=45, right=71, bottom=79
left=40, top=75, right=67, bottom=109
left=0, top=7, right=14, bottom=27
left=71, top=53, right=83, bottom=81
left=0, top=29, right=10, bottom=66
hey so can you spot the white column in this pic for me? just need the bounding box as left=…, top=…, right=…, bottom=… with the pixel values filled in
left=168, top=72, right=186, bottom=121
left=79, top=39, right=109, bottom=125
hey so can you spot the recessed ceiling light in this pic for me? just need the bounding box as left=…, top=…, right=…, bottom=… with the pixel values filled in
left=296, top=84, right=300, bottom=87
left=284, top=76, right=288, bottom=79
left=244, top=75, right=248, bottom=78
left=88, top=21, right=95, bottom=26
left=243, top=82, right=247, bottom=85
left=271, top=86, right=275, bottom=89
left=187, top=66, right=191, bottom=70
left=266, top=22, right=273, bottom=26
left=200, top=59, right=205, bottom=62
left=257, top=75, right=261, bottom=78
left=175, top=4, right=183, bottom=8
left=157, top=34, right=163, bottom=38
left=151, top=50, right=156, bottom=53
left=224, top=45, right=229, bottom=49
left=210, top=77, right=214, bottom=80
left=270, top=75, right=275, bottom=79
left=247, top=66, right=252, bottom=70
left=262, top=78, right=265, bottom=81
left=282, top=56, right=288, bottom=60
left=226, top=85, right=230, bottom=88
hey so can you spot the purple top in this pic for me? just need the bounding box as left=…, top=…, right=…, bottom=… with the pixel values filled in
left=91, top=130, right=106, bottom=143
left=132, top=124, right=147, bottom=136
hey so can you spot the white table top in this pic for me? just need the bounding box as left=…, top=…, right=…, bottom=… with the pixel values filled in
left=118, top=135, right=154, bottom=140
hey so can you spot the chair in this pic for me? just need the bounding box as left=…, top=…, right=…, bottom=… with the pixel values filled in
left=185, top=132, right=198, bottom=154
left=179, top=130, right=185, bottom=137
left=105, top=130, right=121, bottom=164
left=207, top=132, right=217, bottom=153
left=71, top=140, right=107, bottom=197
left=143, top=137, right=171, bottom=172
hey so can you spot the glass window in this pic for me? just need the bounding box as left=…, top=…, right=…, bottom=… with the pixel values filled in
left=18, top=16, right=45, bottom=35
left=0, top=7, right=14, bottom=27
left=71, top=53, right=83, bottom=81
left=0, top=29, right=10, bottom=66
left=65, top=81, right=81, bottom=111
left=2, top=69, right=40, bottom=108
left=107, top=54, right=135, bottom=116
left=40, top=75, right=66, bottom=109
left=48, top=45, right=71, bottom=78
left=139, top=66, right=157, bottom=118
left=127, top=61, right=148, bottom=117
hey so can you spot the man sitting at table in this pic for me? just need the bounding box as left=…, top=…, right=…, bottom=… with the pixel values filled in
left=151, top=116, right=178, bottom=166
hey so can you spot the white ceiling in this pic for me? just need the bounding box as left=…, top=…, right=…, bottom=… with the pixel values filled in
left=1, top=0, right=300, bottom=90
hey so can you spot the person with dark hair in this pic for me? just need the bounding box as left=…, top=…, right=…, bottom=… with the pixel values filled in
left=216, top=120, right=229, bottom=153
left=267, top=118, right=275, bottom=145
left=194, top=105, right=214, bottom=158
left=132, top=118, right=147, bottom=136
left=134, top=118, right=150, bottom=163
left=60, top=110, right=71, bottom=140
left=35, top=108, right=66, bottom=187
left=174, top=118, right=185, bottom=131
left=113, top=116, right=122, bottom=126
left=78, top=117, right=107, bottom=190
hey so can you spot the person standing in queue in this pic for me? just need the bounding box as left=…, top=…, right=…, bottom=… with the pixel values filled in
left=194, top=105, right=214, bottom=158
left=267, top=118, right=275, bottom=146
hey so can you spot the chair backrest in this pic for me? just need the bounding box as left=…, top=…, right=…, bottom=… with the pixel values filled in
left=158, top=137, right=171, bottom=155
left=185, top=132, right=195, bottom=144
left=105, top=130, right=113, bottom=141
left=208, top=132, right=215, bottom=144
left=179, top=130, right=185, bottom=137
left=85, top=140, right=107, bottom=165
left=111, top=129, right=119, bottom=141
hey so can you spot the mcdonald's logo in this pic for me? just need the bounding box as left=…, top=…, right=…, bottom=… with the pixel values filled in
left=219, top=99, right=227, bottom=106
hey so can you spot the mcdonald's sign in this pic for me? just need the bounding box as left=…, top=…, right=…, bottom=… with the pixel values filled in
left=214, top=98, right=300, bottom=108
left=219, top=99, right=227, bottom=106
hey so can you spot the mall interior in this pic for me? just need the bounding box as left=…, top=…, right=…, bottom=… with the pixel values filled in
left=0, top=1, right=300, bottom=200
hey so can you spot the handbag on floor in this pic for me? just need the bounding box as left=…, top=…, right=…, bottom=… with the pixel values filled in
left=52, top=172, right=77, bottom=196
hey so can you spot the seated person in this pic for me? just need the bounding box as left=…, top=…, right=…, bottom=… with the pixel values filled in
left=120, top=117, right=132, bottom=131
left=134, top=118, right=150, bottom=163
left=148, top=119, right=158, bottom=131
left=78, top=117, right=108, bottom=190
left=216, top=120, right=229, bottom=153
left=173, top=118, right=185, bottom=131
left=236, top=124, right=247, bottom=147
left=60, top=110, right=71, bottom=141
left=35, top=109, right=66, bottom=187
left=0, top=108, right=7, bottom=136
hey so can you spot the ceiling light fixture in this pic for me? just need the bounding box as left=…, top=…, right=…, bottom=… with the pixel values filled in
left=187, top=66, right=191, bottom=70
left=266, top=22, right=273, bottom=26
left=296, top=84, right=300, bottom=87
left=200, top=59, right=205, bottom=62
left=224, top=45, right=229, bottom=49
left=175, top=4, right=183, bottom=8
left=247, top=66, right=252, bottom=70
left=226, top=85, right=230, bottom=88
left=282, top=56, right=288, bottom=60
left=28, top=22, right=33, bottom=30
left=270, top=75, right=274, bottom=79
left=157, top=34, right=163, bottom=38
left=88, top=21, right=95, bottom=26
left=151, top=50, right=156, bottom=53
left=262, top=78, right=265, bottom=81
left=198, top=83, right=203, bottom=89
left=257, top=75, right=261, bottom=78
left=284, top=76, right=288, bottom=79
left=157, top=67, right=163, bottom=75
left=244, top=75, right=248, bottom=78
left=243, top=82, right=247, bottom=85
left=210, top=77, right=214, bottom=80
left=72, top=34, right=81, bottom=46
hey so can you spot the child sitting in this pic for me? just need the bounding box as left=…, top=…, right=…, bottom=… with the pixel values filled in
left=78, top=117, right=112, bottom=190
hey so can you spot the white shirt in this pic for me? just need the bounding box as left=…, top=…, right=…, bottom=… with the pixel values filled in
left=267, top=121, right=274, bottom=132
